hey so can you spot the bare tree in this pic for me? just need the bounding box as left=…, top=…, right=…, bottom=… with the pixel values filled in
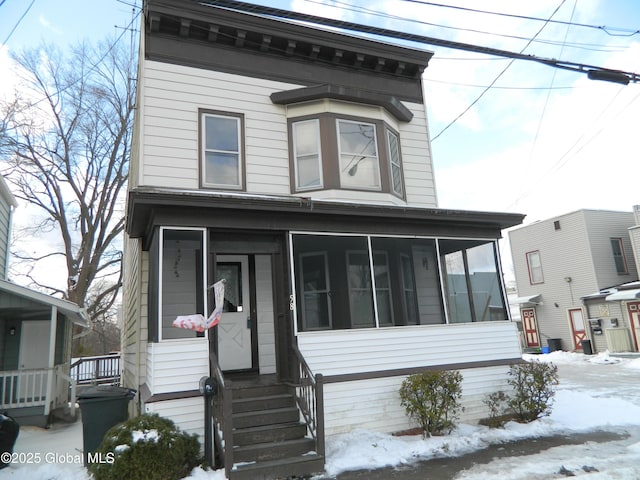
left=0, top=38, right=135, bottom=320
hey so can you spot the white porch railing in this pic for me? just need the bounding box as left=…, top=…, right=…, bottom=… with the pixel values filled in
left=0, top=368, right=52, bottom=409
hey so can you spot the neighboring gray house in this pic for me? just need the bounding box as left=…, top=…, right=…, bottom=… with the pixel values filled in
left=0, top=175, right=17, bottom=279
left=0, top=174, right=89, bottom=426
left=509, top=209, right=638, bottom=353
left=122, top=1, right=524, bottom=477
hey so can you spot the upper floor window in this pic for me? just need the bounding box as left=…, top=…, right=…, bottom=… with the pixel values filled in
left=288, top=113, right=405, bottom=199
left=292, top=119, right=322, bottom=191
left=201, top=111, right=244, bottom=190
left=338, top=120, right=381, bottom=190
left=387, top=130, right=403, bottom=197
left=610, top=238, right=629, bottom=274
left=526, top=250, right=544, bottom=284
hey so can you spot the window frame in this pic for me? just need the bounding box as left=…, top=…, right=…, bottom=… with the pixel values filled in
left=526, top=250, right=544, bottom=285
left=336, top=118, right=382, bottom=191
left=610, top=237, right=629, bottom=274
left=292, top=119, right=323, bottom=191
left=158, top=227, right=208, bottom=342
left=199, top=110, right=245, bottom=190
left=298, top=251, right=333, bottom=331
left=386, top=128, right=404, bottom=198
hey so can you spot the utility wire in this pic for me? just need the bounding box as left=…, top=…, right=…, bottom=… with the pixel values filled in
left=303, top=0, right=631, bottom=54
left=401, top=0, right=640, bottom=37
left=3, top=0, right=36, bottom=45
left=431, top=0, right=567, bottom=142
left=197, top=0, right=640, bottom=84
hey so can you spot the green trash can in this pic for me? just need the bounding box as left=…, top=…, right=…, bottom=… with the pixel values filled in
left=77, top=386, right=136, bottom=464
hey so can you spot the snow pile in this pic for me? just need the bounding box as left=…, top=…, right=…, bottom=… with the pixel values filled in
left=131, top=429, right=159, bottom=443
left=5, top=352, right=640, bottom=479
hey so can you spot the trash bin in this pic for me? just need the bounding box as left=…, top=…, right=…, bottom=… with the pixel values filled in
left=77, top=386, right=135, bottom=463
left=0, top=413, right=19, bottom=469
left=581, top=339, right=593, bottom=355
left=547, top=338, right=562, bottom=352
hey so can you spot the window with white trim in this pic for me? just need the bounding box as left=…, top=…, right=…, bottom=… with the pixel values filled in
left=338, top=119, right=381, bottom=190
left=201, top=112, right=243, bottom=189
left=292, top=119, right=322, bottom=190
left=526, top=250, right=544, bottom=284
left=387, top=129, right=404, bottom=197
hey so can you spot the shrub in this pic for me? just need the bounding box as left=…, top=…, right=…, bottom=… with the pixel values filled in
left=507, top=361, right=559, bottom=423
left=481, top=390, right=512, bottom=428
left=88, top=414, right=201, bottom=480
left=399, top=370, right=463, bottom=437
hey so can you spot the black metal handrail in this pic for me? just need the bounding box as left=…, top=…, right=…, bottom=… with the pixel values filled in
left=291, top=344, right=325, bottom=458
left=210, top=350, right=234, bottom=476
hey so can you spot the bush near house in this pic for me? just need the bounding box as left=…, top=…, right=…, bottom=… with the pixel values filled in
left=88, top=414, right=201, bottom=480
left=483, top=361, right=559, bottom=426
left=399, top=370, right=463, bottom=437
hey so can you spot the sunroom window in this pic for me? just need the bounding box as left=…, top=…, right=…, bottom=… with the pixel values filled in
left=292, top=234, right=508, bottom=332
left=440, top=239, right=507, bottom=323
left=159, top=228, right=207, bottom=340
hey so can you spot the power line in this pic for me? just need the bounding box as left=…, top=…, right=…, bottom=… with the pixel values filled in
left=3, top=0, right=36, bottom=46
left=431, top=0, right=567, bottom=142
left=400, top=0, right=640, bottom=37
left=302, top=0, right=632, bottom=54
left=200, top=0, right=640, bottom=84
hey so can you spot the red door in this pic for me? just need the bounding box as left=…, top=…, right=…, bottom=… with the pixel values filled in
left=568, top=308, right=587, bottom=350
left=627, top=302, right=640, bottom=352
left=521, top=307, right=540, bottom=347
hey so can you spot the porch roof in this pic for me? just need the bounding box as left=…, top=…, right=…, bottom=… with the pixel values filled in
left=0, top=279, right=89, bottom=327
left=126, top=187, right=525, bottom=245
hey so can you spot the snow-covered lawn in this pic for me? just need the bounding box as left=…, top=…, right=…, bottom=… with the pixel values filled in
left=2, top=351, right=639, bottom=479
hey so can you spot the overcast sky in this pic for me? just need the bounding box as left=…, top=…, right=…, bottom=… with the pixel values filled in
left=1, top=0, right=639, bottom=286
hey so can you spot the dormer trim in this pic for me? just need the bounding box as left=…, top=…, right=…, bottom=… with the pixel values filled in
left=271, top=85, right=413, bottom=123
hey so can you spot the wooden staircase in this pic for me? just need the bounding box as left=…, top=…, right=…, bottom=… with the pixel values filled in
left=228, top=380, right=325, bottom=480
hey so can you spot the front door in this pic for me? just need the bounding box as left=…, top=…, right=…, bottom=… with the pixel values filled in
left=216, top=255, right=253, bottom=371
left=18, top=320, right=50, bottom=401
left=628, top=302, right=640, bottom=351
left=521, top=307, right=540, bottom=347
left=568, top=308, right=587, bottom=350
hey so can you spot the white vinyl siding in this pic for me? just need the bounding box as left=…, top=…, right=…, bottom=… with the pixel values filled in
left=137, top=60, right=437, bottom=207
left=298, top=323, right=520, bottom=435
left=122, top=237, right=148, bottom=410
left=144, top=397, right=204, bottom=439
left=256, top=255, right=276, bottom=374
left=146, top=340, right=208, bottom=394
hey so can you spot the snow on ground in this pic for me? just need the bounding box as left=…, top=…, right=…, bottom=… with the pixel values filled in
left=2, top=351, right=639, bottom=479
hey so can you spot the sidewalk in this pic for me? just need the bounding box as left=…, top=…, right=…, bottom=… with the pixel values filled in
left=326, top=430, right=627, bottom=479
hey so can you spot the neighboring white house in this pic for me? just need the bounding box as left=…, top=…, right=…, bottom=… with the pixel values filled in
left=509, top=209, right=638, bottom=354
left=0, top=174, right=89, bottom=427
left=122, top=0, right=524, bottom=477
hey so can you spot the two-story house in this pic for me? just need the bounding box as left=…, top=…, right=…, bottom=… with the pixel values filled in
left=509, top=209, right=638, bottom=354
left=123, top=0, right=524, bottom=477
